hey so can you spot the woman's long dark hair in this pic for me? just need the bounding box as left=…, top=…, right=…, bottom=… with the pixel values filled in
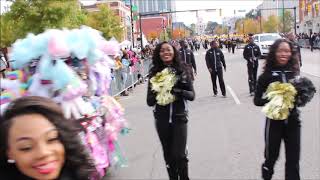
left=149, top=41, right=190, bottom=78
left=264, top=39, right=299, bottom=73
left=0, top=96, right=97, bottom=180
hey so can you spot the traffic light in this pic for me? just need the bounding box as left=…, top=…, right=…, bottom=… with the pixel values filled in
left=131, top=5, right=138, bottom=12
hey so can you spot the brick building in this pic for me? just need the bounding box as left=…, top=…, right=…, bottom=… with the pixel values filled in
left=298, top=0, right=320, bottom=34
left=82, top=0, right=133, bottom=41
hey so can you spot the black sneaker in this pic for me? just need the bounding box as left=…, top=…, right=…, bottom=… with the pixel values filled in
left=213, top=94, right=217, bottom=97
left=222, top=95, right=227, bottom=98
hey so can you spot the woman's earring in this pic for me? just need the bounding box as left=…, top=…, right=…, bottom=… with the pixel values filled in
left=7, top=159, right=15, bottom=163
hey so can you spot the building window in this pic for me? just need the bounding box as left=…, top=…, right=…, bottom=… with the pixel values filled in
left=110, top=2, right=119, bottom=7
left=115, top=9, right=120, bottom=16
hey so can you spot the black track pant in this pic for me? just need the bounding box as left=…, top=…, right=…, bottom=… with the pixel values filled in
left=210, top=68, right=226, bottom=96
left=262, top=118, right=301, bottom=180
left=155, top=117, right=189, bottom=180
left=247, top=61, right=258, bottom=93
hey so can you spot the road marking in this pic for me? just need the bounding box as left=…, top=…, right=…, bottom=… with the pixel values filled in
left=227, top=85, right=241, bottom=105
left=118, top=96, right=133, bottom=101
left=194, top=53, right=199, bottom=56
left=202, top=52, right=206, bottom=55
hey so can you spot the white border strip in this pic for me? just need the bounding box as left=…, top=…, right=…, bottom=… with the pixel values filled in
left=227, top=85, right=241, bottom=105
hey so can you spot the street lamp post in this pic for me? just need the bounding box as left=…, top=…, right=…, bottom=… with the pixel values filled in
left=259, top=7, right=297, bottom=34
left=130, top=0, right=135, bottom=48
left=259, top=10, right=262, bottom=33
left=179, top=23, right=181, bottom=38
left=282, top=0, right=285, bottom=33
left=242, top=21, right=244, bottom=34
left=139, top=14, right=143, bottom=48
left=293, top=7, right=297, bottom=35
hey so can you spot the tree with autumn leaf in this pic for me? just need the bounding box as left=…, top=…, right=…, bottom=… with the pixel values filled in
left=235, top=18, right=260, bottom=35
left=159, top=30, right=170, bottom=41
left=0, top=0, right=85, bottom=48
left=0, top=14, right=16, bottom=48
left=214, top=25, right=228, bottom=35
left=190, top=23, right=196, bottom=36
left=263, top=15, right=279, bottom=33
left=278, top=10, right=295, bottom=33
left=172, top=29, right=185, bottom=40
left=147, top=31, right=158, bottom=41
left=205, top=21, right=219, bottom=35
left=85, top=4, right=124, bottom=41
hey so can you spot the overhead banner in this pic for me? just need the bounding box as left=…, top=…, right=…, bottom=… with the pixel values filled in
left=315, top=3, right=319, bottom=14
left=300, top=0, right=305, bottom=9
left=307, top=4, right=312, bottom=13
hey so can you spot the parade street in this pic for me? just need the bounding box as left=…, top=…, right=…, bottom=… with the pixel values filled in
left=106, top=48, right=320, bottom=180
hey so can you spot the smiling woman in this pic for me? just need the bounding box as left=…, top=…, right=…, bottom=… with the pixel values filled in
left=147, top=42, right=195, bottom=180
left=0, top=96, right=97, bottom=180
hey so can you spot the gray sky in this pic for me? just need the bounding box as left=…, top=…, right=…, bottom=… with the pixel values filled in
left=1, top=0, right=262, bottom=24
left=175, top=0, right=262, bottom=25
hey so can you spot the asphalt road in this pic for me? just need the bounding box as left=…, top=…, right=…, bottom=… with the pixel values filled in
left=105, top=47, right=320, bottom=180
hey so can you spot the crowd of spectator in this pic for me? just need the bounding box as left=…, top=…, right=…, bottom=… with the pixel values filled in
left=111, top=45, right=154, bottom=96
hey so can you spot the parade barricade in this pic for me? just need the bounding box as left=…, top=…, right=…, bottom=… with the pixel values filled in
left=298, top=39, right=320, bottom=49
left=298, top=39, right=310, bottom=48
left=314, top=41, right=320, bottom=49
left=110, top=58, right=152, bottom=96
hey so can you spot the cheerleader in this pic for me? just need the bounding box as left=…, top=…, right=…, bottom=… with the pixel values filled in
left=254, top=39, right=301, bottom=180
left=147, top=41, right=195, bottom=180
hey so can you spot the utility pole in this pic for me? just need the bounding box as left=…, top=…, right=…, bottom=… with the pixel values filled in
left=139, top=14, right=143, bottom=48
left=243, top=21, right=244, bottom=34
left=179, top=23, right=181, bottom=39
left=293, top=7, right=297, bottom=35
left=259, top=10, right=262, bottom=33
left=282, top=0, right=285, bottom=33
left=259, top=7, right=296, bottom=34
left=130, top=0, right=135, bottom=48
left=170, top=10, right=174, bottom=39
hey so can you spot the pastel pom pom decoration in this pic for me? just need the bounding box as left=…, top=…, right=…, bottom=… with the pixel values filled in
left=48, top=35, right=69, bottom=58
left=60, top=97, right=95, bottom=119
left=86, top=131, right=109, bottom=177
left=9, top=34, right=36, bottom=69
left=27, top=73, right=53, bottom=98
left=5, top=70, right=27, bottom=82
left=87, top=49, right=104, bottom=65
left=4, top=26, right=128, bottom=174
left=99, top=40, right=120, bottom=56
left=9, top=33, right=50, bottom=69
left=0, top=90, right=16, bottom=105
left=66, top=28, right=90, bottom=59
left=38, top=55, right=54, bottom=81
left=0, top=79, right=26, bottom=98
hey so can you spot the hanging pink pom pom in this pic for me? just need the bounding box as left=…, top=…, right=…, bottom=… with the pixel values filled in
left=48, top=36, right=69, bottom=58
left=99, top=40, right=120, bottom=56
